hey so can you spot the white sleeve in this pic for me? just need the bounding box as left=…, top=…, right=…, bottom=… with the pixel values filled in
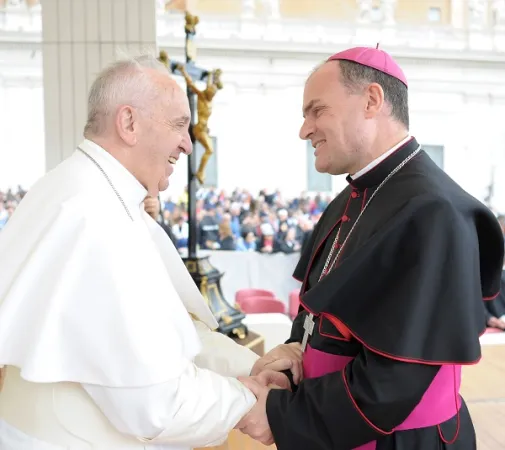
left=82, top=362, right=256, bottom=447
left=193, top=320, right=260, bottom=377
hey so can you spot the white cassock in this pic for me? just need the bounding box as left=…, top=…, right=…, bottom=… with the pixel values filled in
left=0, top=139, right=259, bottom=449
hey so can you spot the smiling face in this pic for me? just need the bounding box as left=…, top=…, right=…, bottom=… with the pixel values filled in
left=299, top=62, right=372, bottom=176
left=115, top=69, right=192, bottom=195
left=141, top=77, right=192, bottom=194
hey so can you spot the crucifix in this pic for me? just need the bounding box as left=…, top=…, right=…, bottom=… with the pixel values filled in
left=158, top=12, right=247, bottom=340
left=159, top=11, right=206, bottom=260
left=301, top=313, right=315, bottom=352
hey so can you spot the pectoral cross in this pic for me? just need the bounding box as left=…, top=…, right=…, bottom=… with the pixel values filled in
left=301, top=313, right=315, bottom=352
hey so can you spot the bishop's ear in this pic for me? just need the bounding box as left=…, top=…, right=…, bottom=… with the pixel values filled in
left=364, top=82, right=385, bottom=119
left=116, top=105, right=139, bottom=146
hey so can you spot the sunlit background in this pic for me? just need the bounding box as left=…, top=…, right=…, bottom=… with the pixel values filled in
left=1, top=3, right=505, bottom=449
left=0, top=0, right=504, bottom=208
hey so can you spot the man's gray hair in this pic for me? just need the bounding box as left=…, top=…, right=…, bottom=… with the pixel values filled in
left=84, top=53, right=170, bottom=136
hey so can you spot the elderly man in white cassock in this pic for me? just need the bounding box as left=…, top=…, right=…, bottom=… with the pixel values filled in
left=0, top=55, right=300, bottom=449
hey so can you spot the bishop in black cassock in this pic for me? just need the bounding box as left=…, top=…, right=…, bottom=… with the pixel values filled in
left=237, top=47, right=504, bottom=450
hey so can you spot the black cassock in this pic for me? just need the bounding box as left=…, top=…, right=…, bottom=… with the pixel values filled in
left=266, top=138, right=504, bottom=450
left=483, top=271, right=505, bottom=322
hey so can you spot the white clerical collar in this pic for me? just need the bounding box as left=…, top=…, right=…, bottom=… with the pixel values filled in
left=352, top=135, right=412, bottom=180
left=77, top=139, right=148, bottom=212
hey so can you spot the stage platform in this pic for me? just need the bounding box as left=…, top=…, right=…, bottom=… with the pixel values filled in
left=463, top=337, right=505, bottom=449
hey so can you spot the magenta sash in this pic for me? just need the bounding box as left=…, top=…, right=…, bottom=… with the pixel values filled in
left=303, top=345, right=462, bottom=450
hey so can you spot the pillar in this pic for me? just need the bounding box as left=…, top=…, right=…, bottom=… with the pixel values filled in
left=41, top=0, right=158, bottom=172
left=451, top=0, right=465, bottom=28
left=241, top=0, right=256, bottom=18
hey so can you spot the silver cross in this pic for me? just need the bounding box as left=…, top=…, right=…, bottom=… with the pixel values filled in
left=301, top=313, right=315, bottom=352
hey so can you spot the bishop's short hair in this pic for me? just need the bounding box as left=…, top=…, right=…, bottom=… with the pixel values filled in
left=338, top=59, right=409, bottom=129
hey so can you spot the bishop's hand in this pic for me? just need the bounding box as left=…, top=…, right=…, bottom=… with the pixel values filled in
left=250, top=342, right=303, bottom=385
left=245, top=369, right=291, bottom=391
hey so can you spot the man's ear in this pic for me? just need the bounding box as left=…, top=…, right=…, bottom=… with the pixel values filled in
left=116, top=105, right=139, bottom=146
left=364, top=83, right=385, bottom=119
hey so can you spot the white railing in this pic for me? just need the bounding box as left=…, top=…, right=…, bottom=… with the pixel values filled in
left=157, top=14, right=505, bottom=56
left=0, top=3, right=40, bottom=36
left=0, top=8, right=505, bottom=56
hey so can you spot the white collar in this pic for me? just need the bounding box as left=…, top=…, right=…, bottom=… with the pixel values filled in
left=352, top=135, right=412, bottom=180
left=77, top=139, right=148, bottom=213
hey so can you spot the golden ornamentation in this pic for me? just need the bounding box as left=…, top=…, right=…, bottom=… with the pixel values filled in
left=184, top=11, right=199, bottom=34
left=176, top=63, right=223, bottom=185
left=184, top=11, right=199, bottom=60
left=232, top=327, right=246, bottom=340
left=221, top=314, right=233, bottom=325
left=200, top=275, right=209, bottom=305
left=158, top=50, right=172, bottom=72
left=185, top=260, right=197, bottom=273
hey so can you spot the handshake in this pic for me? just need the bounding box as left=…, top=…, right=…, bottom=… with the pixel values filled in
left=235, top=342, right=303, bottom=446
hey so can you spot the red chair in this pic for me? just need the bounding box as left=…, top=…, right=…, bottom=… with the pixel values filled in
left=484, top=327, right=503, bottom=334
left=288, top=289, right=301, bottom=320
left=238, top=296, right=286, bottom=314
left=235, top=288, right=275, bottom=305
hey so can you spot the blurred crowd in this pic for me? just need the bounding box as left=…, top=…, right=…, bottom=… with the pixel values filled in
left=4, top=184, right=505, bottom=331
left=0, top=186, right=331, bottom=255
left=0, top=187, right=25, bottom=230
left=4, top=184, right=505, bottom=256
left=157, top=187, right=331, bottom=254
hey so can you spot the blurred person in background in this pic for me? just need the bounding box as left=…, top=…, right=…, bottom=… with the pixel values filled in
left=198, top=206, right=220, bottom=250
left=218, top=221, right=236, bottom=251
left=236, top=231, right=258, bottom=252
left=144, top=195, right=177, bottom=245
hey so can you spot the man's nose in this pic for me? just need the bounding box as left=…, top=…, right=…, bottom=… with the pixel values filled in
left=299, top=119, right=313, bottom=140
left=182, top=132, right=192, bottom=155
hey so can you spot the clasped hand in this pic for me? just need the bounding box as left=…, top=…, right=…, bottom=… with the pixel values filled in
left=236, top=342, right=303, bottom=446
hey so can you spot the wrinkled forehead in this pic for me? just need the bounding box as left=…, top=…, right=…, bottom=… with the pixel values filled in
left=302, top=62, right=344, bottom=113
left=170, top=84, right=191, bottom=114
left=157, top=80, right=190, bottom=118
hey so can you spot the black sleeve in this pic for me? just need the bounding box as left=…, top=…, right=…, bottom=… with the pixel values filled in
left=483, top=300, right=492, bottom=323
left=266, top=349, right=440, bottom=450
left=284, top=309, right=307, bottom=344
left=300, top=230, right=313, bottom=254
left=484, top=272, right=505, bottom=321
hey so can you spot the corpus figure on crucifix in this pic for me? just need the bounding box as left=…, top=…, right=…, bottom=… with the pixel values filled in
left=176, top=64, right=223, bottom=185
left=163, top=12, right=246, bottom=338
